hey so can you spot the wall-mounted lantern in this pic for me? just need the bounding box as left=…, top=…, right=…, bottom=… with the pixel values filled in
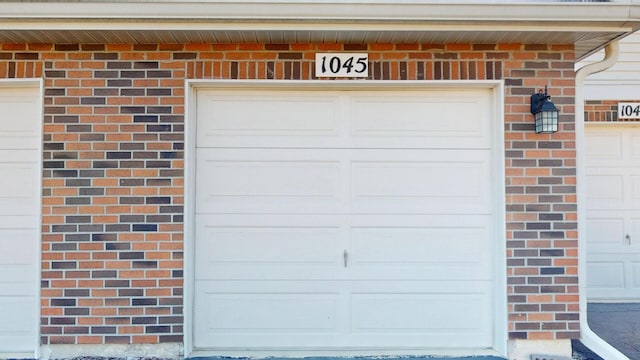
left=530, top=86, right=559, bottom=134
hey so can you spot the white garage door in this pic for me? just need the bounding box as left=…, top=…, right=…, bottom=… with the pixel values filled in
left=0, top=84, right=42, bottom=356
left=193, top=87, right=498, bottom=352
left=586, top=126, right=640, bottom=300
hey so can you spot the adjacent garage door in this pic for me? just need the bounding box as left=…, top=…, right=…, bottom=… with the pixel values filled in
left=0, top=84, right=42, bottom=356
left=193, top=86, right=499, bottom=352
left=586, top=125, right=640, bottom=300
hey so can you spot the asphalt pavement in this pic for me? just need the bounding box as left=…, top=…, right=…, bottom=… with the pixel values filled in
left=584, top=302, right=640, bottom=360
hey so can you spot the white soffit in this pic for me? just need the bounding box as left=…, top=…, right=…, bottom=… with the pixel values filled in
left=1, top=1, right=640, bottom=60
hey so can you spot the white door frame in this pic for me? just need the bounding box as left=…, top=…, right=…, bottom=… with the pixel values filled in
left=183, top=80, right=506, bottom=357
left=0, top=78, right=43, bottom=359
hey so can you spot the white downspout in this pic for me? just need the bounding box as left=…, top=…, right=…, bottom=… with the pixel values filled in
left=575, top=41, right=629, bottom=360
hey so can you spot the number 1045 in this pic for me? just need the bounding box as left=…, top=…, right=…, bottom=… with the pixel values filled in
left=315, top=53, right=369, bottom=78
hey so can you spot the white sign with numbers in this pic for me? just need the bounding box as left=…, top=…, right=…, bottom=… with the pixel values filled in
left=618, top=102, right=640, bottom=119
left=315, top=53, right=368, bottom=78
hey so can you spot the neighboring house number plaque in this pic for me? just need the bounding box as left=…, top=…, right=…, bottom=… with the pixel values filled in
left=315, top=53, right=369, bottom=78
left=618, top=102, right=640, bottom=119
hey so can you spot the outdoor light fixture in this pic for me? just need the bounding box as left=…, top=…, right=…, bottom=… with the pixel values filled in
left=530, top=86, right=559, bottom=134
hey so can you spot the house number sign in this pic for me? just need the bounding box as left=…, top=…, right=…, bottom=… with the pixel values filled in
left=618, top=102, right=640, bottom=119
left=315, top=53, right=368, bottom=78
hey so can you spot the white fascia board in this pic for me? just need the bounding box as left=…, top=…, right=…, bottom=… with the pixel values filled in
left=0, top=1, right=638, bottom=24
left=0, top=20, right=631, bottom=34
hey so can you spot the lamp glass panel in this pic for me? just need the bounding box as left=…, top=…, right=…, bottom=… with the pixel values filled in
left=535, top=110, right=558, bottom=134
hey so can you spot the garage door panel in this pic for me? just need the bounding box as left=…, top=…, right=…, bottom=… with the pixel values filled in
left=586, top=174, right=624, bottom=209
left=197, top=148, right=491, bottom=215
left=0, top=274, right=37, bottom=294
left=349, top=214, right=493, bottom=278
left=196, top=214, right=492, bottom=281
left=196, top=291, right=341, bottom=333
left=348, top=283, right=493, bottom=348
left=631, top=132, right=640, bottom=159
left=195, top=221, right=342, bottom=280
left=0, top=297, right=38, bottom=352
left=587, top=173, right=640, bottom=210
left=197, top=92, right=341, bottom=148
left=0, top=88, right=41, bottom=150
left=633, top=176, right=640, bottom=205
left=586, top=253, right=640, bottom=299
left=199, top=159, right=340, bottom=201
left=197, top=89, right=493, bottom=150
left=351, top=288, right=491, bottom=336
left=0, top=223, right=38, bottom=352
left=632, top=217, right=640, bottom=243
left=633, top=262, right=640, bottom=288
left=194, top=281, right=345, bottom=348
left=0, top=219, right=39, bottom=299
left=586, top=261, right=625, bottom=289
left=586, top=217, right=625, bottom=246
left=351, top=155, right=490, bottom=214
left=0, top=298, right=36, bottom=331
left=349, top=92, right=491, bottom=149
left=195, top=280, right=492, bottom=349
left=350, top=223, right=492, bottom=279
left=0, top=157, right=40, bottom=215
left=197, top=226, right=339, bottom=265
left=196, top=149, right=343, bottom=214
left=0, top=216, right=37, bottom=229
left=585, top=131, right=624, bottom=165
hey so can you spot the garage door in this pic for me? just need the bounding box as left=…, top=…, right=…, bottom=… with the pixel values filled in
left=0, top=84, right=42, bottom=356
left=586, top=126, right=640, bottom=300
left=193, top=87, right=498, bottom=352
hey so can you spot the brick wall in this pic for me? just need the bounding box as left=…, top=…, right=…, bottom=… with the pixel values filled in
left=584, top=99, right=640, bottom=122
left=0, top=42, right=578, bottom=345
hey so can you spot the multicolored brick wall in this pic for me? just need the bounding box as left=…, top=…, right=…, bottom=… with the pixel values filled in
left=0, top=42, right=578, bottom=345
left=585, top=99, right=640, bottom=122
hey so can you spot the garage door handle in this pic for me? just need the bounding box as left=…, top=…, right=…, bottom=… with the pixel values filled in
left=627, top=234, right=631, bottom=245
left=343, top=250, right=348, bottom=268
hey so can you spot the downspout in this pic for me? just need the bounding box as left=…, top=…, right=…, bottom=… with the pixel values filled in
left=575, top=41, right=629, bottom=360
